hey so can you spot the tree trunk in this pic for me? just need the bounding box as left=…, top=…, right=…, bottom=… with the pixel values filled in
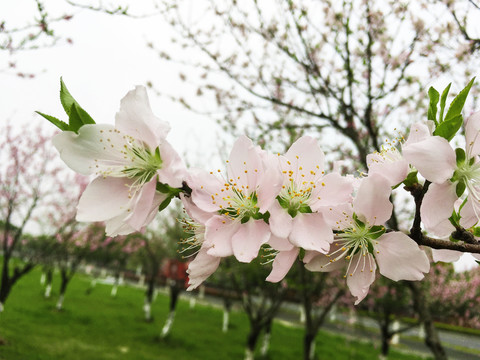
left=160, top=281, right=182, bottom=338
left=222, top=297, right=232, bottom=333
left=380, top=325, right=391, bottom=357
left=57, top=269, right=70, bottom=310
left=304, top=332, right=316, bottom=360
left=408, top=282, right=447, bottom=360
left=260, top=318, right=272, bottom=356
left=44, top=268, right=53, bottom=298
left=245, top=323, right=262, bottom=360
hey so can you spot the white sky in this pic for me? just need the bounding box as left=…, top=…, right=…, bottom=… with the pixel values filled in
left=0, top=0, right=477, bottom=271
left=0, top=0, right=221, bottom=168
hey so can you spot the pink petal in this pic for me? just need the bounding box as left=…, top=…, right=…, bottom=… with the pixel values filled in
left=268, top=234, right=295, bottom=251
left=52, top=124, right=126, bottom=175
left=180, top=193, right=213, bottom=224
left=115, top=86, right=170, bottom=150
left=187, top=247, right=221, bottom=290
left=367, top=151, right=409, bottom=186
left=317, top=203, right=354, bottom=230
left=125, top=178, right=161, bottom=231
left=77, top=177, right=132, bottom=222
left=268, top=201, right=293, bottom=238
left=310, top=173, right=353, bottom=210
left=189, top=170, right=225, bottom=212
left=285, top=136, right=325, bottom=184
left=205, top=216, right=238, bottom=257
left=420, top=182, right=457, bottom=236
left=227, top=136, right=263, bottom=191
left=460, top=197, right=479, bottom=228
left=346, top=254, right=376, bottom=305
left=231, top=219, right=270, bottom=263
left=156, top=140, right=187, bottom=188
left=403, top=121, right=433, bottom=146
left=104, top=214, right=136, bottom=236
left=290, top=212, right=332, bottom=252
left=266, top=248, right=299, bottom=283
left=256, top=155, right=283, bottom=213
left=465, top=111, right=480, bottom=158
left=353, top=174, right=392, bottom=225
left=403, top=136, right=456, bottom=183
left=304, top=251, right=344, bottom=272
left=375, top=232, right=429, bottom=282
left=431, top=249, right=463, bottom=263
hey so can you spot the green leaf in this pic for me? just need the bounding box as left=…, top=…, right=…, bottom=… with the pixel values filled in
left=35, top=111, right=69, bottom=131
left=68, top=103, right=84, bottom=133
left=455, top=147, right=466, bottom=166
left=427, top=86, right=439, bottom=124
left=240, top=215, right=250, bottom=224
left=277, top=196, right=289, bottom=209
left=156, top=182, right=182, bottom=197
left=439, top=83, right=451, bottom=123
left=456, top=181, right=466, bottom=197
left=433, top=114, right=463, bottom=141
left=476, top=260, right=480, bottom=266
left=60, top=77, right=76, bottom=116
left=402, top=170, right=418, bottom=187
left=444, top=77, right=475, bottom=123
left=60, top=77, right=95, bottom=129
left=298, top=205, right=312, bottom=214
left=287, top=208, right=298, bottom=218
left=158, top=195, right=173, bottom=212
left=473, top=227, right=480, bottom=237
left=369, top=225, right=386, bottom=240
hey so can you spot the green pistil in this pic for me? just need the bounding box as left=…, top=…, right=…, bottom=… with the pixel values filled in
left=277, top=180, right=313, bottom=218
left=219, top=191, right=262, bottom=223
left=122, top=146, right=162, bottom=183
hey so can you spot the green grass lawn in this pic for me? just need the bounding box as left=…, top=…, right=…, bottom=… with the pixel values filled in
left=0, top=267, right=426, bottom=360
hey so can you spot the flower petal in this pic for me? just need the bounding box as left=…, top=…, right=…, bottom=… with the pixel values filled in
left=76, top=176, right=132, bottom=222
left=266, top=248, right=299, bottom=283
left=126, top=178, right=163, bottom=231
left=53, top=124, right=126, bottom=175
left=290, top=212, right=332, bottom=252
left=285, top=136, right=325, bottom=184
left=353, top=174, right=392, bottom=225
left=431, top=249, right=463, bottom=263
left=205, top=216, right=238, bottom=257
left=180, top=193, right=213, bottom=224
left=310, top=173, right=353, bottom=210
left=231, top=219, right=270, bottom=263
left=268, top=201, right=293, bottom=238
left=404, top=121, right=433, bottom=146
left=187, top=247, right=221, bottom=290
left=403, top=136, right=456, bottom=183
left=156, top=140, right=186, bottom=188
left=304, top=252, right=344, bottom=272
left=420, top=182, right=457, bottom=236
left=367, top=151, right=409, bottom=186
left=375, top=232, right=429, bottom=282
left=189, top=170, right=225, bottom=213
left=346, top=254, right=376, bottom=305
left=465, top=111, right=480, bottom=158
left=227, top=135, right=263, bottom=191
left=115, top=86, right=170, bottom=150
left=256, top=154, right=283, bottom=213
left=268, top=234, right=295, bottom=251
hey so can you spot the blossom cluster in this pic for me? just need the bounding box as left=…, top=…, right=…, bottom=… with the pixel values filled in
left=41, top=81, right=480, bottom=304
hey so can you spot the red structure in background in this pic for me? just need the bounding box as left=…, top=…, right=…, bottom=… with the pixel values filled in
left=162, top=259, right=188, bottom=287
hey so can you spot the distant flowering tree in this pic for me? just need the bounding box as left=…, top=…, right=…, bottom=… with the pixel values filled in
left=0, top=123, right=67, bottom=311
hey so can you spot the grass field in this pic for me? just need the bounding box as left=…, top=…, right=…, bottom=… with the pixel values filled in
left=0, top=267, right=427, bottom=359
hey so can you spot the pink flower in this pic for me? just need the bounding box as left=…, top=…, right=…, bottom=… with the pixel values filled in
left=305, top=174, right=430, bottom=304
left=265, top=136, right=353, bottom=282
left=53, top=86, right=186, bottom=236
left=180, top=194, right=221, bottom=290
left=188, top=136, right=282, bottom=263
left=403, top=113, right=480, bottom=235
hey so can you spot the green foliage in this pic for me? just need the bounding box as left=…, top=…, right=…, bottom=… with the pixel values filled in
left=36, top=78, right=96, bottom=133
left=0, top=267, right=427, bottom=360
left=433, top=78, right=475, bottom=141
